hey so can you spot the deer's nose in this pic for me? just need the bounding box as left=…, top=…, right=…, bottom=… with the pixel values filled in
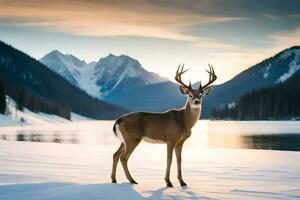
left=193, top=99, right=200, bottom=105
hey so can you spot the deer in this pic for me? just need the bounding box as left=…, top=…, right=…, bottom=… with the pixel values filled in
left=111, top=64, right=217, bottom=187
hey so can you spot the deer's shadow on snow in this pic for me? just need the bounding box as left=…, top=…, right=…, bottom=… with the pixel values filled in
left=145, top=185, right=213, bottom=200
left=0, top=182, right=210, bottom=200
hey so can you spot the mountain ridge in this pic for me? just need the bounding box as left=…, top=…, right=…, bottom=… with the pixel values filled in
left=40, top=46, right=300, bottom=118
left=0, top=40, right=128, bottom=119
left=40, top=51, right=167, bottom=99
left=201, top=45, right=300, bottom=117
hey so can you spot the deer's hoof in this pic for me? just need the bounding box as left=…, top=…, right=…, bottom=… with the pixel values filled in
left=111, top=179, right=117, bottom=183
left=180, top=181, right=187, bottom=187
left=166, top=182, right=173, bottom=187
left=130, top=180, right=138, bottom=184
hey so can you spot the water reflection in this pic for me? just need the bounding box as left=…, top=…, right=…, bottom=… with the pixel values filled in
left=205, top=133, right=300, bottom=151
left=1, top=132, right=300, bottom=151
left=0, top=121, right=300, bottom=151
left=242, top=134, right=300, bottom=151
left=1, top=133, right=79, bottom=144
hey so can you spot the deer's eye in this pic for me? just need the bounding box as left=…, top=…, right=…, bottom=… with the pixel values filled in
left=188, top=94, right=193, bottom=98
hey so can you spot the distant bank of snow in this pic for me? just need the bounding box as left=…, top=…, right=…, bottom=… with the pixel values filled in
left=0, top=96, right=91, bottom=127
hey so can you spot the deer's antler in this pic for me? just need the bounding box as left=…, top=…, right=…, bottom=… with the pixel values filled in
left=175, top=64, right=192, bottom=90
left=200, top=64, right=217, bottom=91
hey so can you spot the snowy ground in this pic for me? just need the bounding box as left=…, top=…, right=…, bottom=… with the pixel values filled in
left=0, top=96, right=90, bottom=127
left=0, top=121, right=300, bottom=200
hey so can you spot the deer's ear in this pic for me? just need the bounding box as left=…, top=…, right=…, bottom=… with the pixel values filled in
left=203, top=86, right=213, bottom=95
left=179, top=86, right=189, bottom=94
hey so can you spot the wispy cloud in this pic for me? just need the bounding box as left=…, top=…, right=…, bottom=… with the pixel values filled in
left=0, top=0, right=243, bottom=49
left=0, top=0, right=299, bottom=84
left=271, top=28, right=300, bottom=49
left=264, top=14, right=282, bottom=19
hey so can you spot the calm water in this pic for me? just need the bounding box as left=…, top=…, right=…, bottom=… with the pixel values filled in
left=0, top=120, right=300, bottom=151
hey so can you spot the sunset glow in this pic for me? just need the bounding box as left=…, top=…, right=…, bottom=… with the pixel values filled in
left=0, top=0, right=299, bottom=83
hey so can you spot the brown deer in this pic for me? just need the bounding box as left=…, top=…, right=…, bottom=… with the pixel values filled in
left=111, top=64, right=217, bottom=187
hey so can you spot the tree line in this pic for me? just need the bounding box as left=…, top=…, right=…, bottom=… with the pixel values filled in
left=0, top=81, right=70, bottom=119
left=0, top=81, right=5, bottom=114
left=0, top=40, right=126, bottom=119
left=212, top=72, right=300, bottom=120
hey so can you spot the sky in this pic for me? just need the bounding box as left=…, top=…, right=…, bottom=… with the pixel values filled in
left=0, top=0, right=299, bottom=84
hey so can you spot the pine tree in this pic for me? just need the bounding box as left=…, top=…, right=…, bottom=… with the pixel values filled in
left=16, top=88, right=26, bottom=111
left=0, top=81, right=6, bottom=114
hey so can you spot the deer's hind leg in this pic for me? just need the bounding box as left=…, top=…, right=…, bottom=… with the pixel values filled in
left=120, top=137, right=141, bottom=184
left=111, top=143, right=125, bottom=183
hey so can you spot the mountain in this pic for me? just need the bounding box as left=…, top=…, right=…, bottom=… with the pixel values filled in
left=94, top=54, right=166, bottom=97
left=40, top=50, right=87, bottom=87
left=0, top=41, right=127, bottom=119
left=212, top=71, right=300, bottom=120
left=41, top=46, right=300, bottom=118
left=202, top=46, right=300, bottom=117
left=40, top=52, right=167, bottom=99
left=109, top=46, right=300, bottom=115
left=107, top=81, right=186, bottom=112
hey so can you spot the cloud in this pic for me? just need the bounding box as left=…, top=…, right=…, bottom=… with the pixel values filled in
left=0, top=0, right=243, bottom=49
left=0, top=0, right=299, bottom=84
left=271, top=27, right=300, bottom=49
left=264, top=14, right=282, bottom=19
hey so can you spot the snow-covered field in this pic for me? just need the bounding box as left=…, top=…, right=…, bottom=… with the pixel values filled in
left=0, top=96, right=90, bottom=127
left=0, top=120, right=300, bottom=200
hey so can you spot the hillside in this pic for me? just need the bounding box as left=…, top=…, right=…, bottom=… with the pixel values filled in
left=0, top=41, right=127, bottom=119
left=202, top=46, right=300, bottom=117
left=40, top=46, right=300, bottom=118
left=212, top=72, right=300, bottom=120
left=107, top=81, right=186, bottom=112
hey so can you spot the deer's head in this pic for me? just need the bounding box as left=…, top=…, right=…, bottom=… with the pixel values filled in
left=175, top=64, right=217, bottom=108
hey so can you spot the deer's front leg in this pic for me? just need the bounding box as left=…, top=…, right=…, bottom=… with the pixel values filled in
left=165, top=142, right=175, bottom=187
left=175, top=141, right=187, bottom=186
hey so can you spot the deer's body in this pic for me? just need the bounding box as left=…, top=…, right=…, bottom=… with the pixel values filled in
left=115, top=103, right=200, bottom=144
left=111, top=64, right=216, bottom=187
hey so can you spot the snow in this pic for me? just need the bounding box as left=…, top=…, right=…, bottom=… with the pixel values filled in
left=279, top=47, right=300, bottom=60
left=227, top=102, right=236, bottom=109
left=74, top=61, right=102, bottom=99
left=40, top=52, right=167, bottom=99
left=0, top=120, right=300, bottom=199
left=111, top=64, right=131, bottom=90
left=277, top=58, right=300, bottom=83
left=0, top=114, right=20, bottom=127
left=263, top=64, right=271, bottom=79
left=277, top=48, right=300, bottom=83
left=94, top=54, right=167, bottom=95
left=71, top=113, right=91, bottom=121
left=0, top=96, right=90, bottom=127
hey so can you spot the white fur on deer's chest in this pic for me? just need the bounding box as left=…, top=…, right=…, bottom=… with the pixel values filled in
left=143, top=136, right=164, bottom=143
left=190, top=106, right=201, bottom=125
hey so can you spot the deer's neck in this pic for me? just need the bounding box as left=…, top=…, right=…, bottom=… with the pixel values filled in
left=182, top=99, right=201, bottom=130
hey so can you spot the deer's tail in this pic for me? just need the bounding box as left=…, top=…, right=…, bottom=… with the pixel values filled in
left=113, top=118, right=125, bottom=143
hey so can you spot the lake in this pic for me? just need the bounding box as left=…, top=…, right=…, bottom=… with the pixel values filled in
left=1, top=120, right=300, bottom=151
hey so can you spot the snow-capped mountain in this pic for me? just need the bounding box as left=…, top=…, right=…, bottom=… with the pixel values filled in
left=40, top=50, right=87, bottom=87
left=0, top=41, right=127, bottom=119
left=108, top=46, right=300, bottom=116
left=94, top=54, right=166, bottom=96
left=201, top=46, right=300, bottom=117
left=40, top=46, right=300, bottom=117
left=40, top=51, right=167, bottom=99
